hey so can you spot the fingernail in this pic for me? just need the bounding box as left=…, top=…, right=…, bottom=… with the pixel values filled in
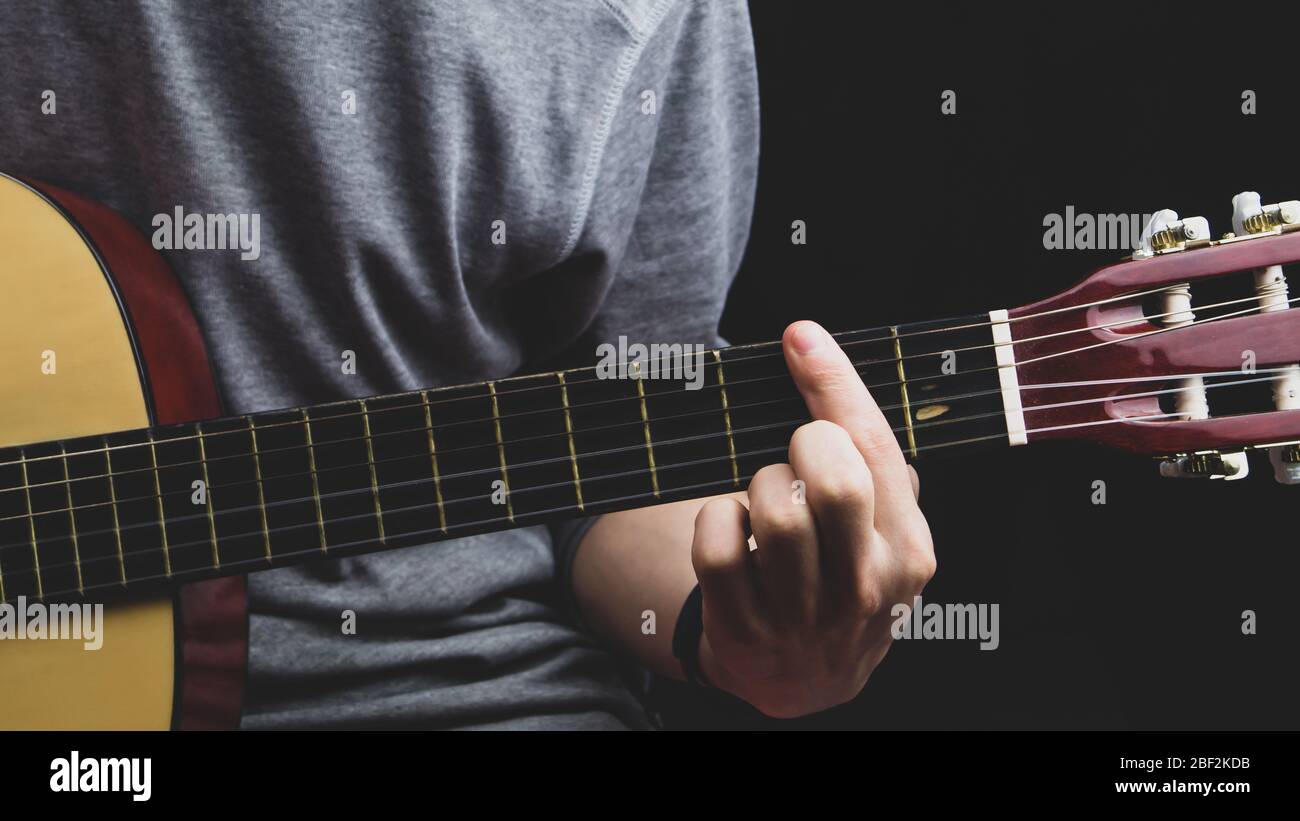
left=790, top=322, right=823, bottom=354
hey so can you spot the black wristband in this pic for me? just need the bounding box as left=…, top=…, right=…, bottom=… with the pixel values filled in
left=671, top=584, right=707, bottom=686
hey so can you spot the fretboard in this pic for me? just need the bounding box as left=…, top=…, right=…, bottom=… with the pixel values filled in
left=0, top=316, right=1012, bottom=605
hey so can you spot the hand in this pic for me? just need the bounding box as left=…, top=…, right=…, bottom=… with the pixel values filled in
left=692, top=320, right=936, bottom=718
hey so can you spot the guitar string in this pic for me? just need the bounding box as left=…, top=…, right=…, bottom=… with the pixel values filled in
left=0, top=349, right=1154, bottom=497
left=1, top=288, right=1287, bottom=487
left=0, top=363, right=1284, bottom=527
left=0, top=283, right=1267, bottom=472
left=8, top=461, right=789, bottom=599
left=0, top=374, right=1282, bottom=579
left=1, top=407, right=1221, bottom=603
left=0, top=411, right=1182, bottom=595
left=0, top=358, right=990, bottom=493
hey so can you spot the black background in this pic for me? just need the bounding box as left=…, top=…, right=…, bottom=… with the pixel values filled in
left=651, top=3, right=1300, bottom=729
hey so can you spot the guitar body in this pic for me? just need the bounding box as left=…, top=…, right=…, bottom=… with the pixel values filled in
left=0, top=172, right=245, bottom=729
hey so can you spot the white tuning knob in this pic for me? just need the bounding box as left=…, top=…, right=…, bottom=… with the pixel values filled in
left=1220, top=451, right=1250, bottom=481
left=1136, top=209, right=1210, bottom=258
left=1232, top=191, right=1300, bottom=236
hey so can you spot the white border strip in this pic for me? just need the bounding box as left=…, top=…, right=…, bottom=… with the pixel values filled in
left=989, top=309, right=1028, bottom=446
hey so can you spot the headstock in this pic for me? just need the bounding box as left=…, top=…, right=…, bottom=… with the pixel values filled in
left=1005, top=192, right=1300, bottom=483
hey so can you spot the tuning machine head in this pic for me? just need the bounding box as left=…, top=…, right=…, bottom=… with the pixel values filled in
left=1230, top=192, right=1300, bottom=237
left=1134, top=209, right=1211, bottom=258
left=1268, top=444, right=1300, bottom=485
left=1157, top=450, right=1250, bottom=481
left=1160, top=446, right=1300, bottom=484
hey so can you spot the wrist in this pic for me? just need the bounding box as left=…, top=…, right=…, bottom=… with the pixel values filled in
left=696, top=632, right=726, bottom=691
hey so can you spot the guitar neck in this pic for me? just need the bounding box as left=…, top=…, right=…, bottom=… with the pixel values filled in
left=0, top=313, right=1014, bottom=605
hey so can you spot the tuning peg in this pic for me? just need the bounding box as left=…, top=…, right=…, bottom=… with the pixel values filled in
left=1234, top=192, right=1300, bottom=486
left=1269, top=445, right=1300, bottom=485
left=1134, top=209, right=1211, bottom=258
left=1138, top=210, right=1213, bottom=424
left=1158, top=450, right=1250, bottom=481
left=1231, top=192, right=1300, bottom=236
left=1232, top=193, right=1300, bottom=315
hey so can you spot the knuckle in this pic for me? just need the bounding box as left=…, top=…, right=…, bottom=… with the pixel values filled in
left=913, top=550, right=938, bottom=585
left=755, top=502, right=807, bottom=543
left=810, top=468, right=870, bottom=509
left=902, top=539, right=937, bottom=585
left=791, top=419, right=849, bottom=451
left=691, top=536, right=740, bottom=578
left=697, top=495, right=745, bottom=526
left=691, top=498, right=748, bottom=576
left=751, top=462, right=792, bottom=490
left=854, top=583, right=884, bottom=617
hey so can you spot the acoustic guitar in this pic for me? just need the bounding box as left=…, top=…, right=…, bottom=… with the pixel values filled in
left=2, top=171, right=1298, bottom=729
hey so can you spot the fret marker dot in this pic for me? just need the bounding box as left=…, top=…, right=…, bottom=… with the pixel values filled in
left=916, top=404, right=950, bottom=421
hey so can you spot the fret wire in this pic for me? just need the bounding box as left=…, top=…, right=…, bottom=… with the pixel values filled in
left=556, top=372, right=584, bottom=511
left=101, top=437, right=127, bottom=585
left=246, top=418, right=272, bottom=562
left=358, top=400, right=388, bottom=543
left=712, top=350, right=740, bottom=488
left=891, top=326, right=918, bottom=459
left=487, top=382, right=514, bottom=523
left=301, top=408, right=329, bottom=551
left=61, top=443, right=86, bottom=591
left=194, top=423, right=221, bottom=568
left=634, top=371, right=660, bottom=498
left=144, top=432, right=173, bottom=577
left=18, top=450, right=43, bottom=599
left=420, top=390, right=448, bottom=534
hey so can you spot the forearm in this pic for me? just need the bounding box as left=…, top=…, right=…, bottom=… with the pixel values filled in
left=570, top=492, right=745, bottom=680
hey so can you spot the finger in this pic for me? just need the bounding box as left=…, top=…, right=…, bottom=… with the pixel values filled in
left=907, top=464, right=920, bottom=501
left=787, top=421, right=874, bottom=574
left=783, top=320, right=919, bottom=521
left=691, top=497, right=760, bottom=641
left=746, top=463, right=819, bottom=620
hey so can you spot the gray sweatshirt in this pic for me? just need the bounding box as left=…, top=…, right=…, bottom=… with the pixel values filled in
left=0, top=0, right=759, bottom=728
